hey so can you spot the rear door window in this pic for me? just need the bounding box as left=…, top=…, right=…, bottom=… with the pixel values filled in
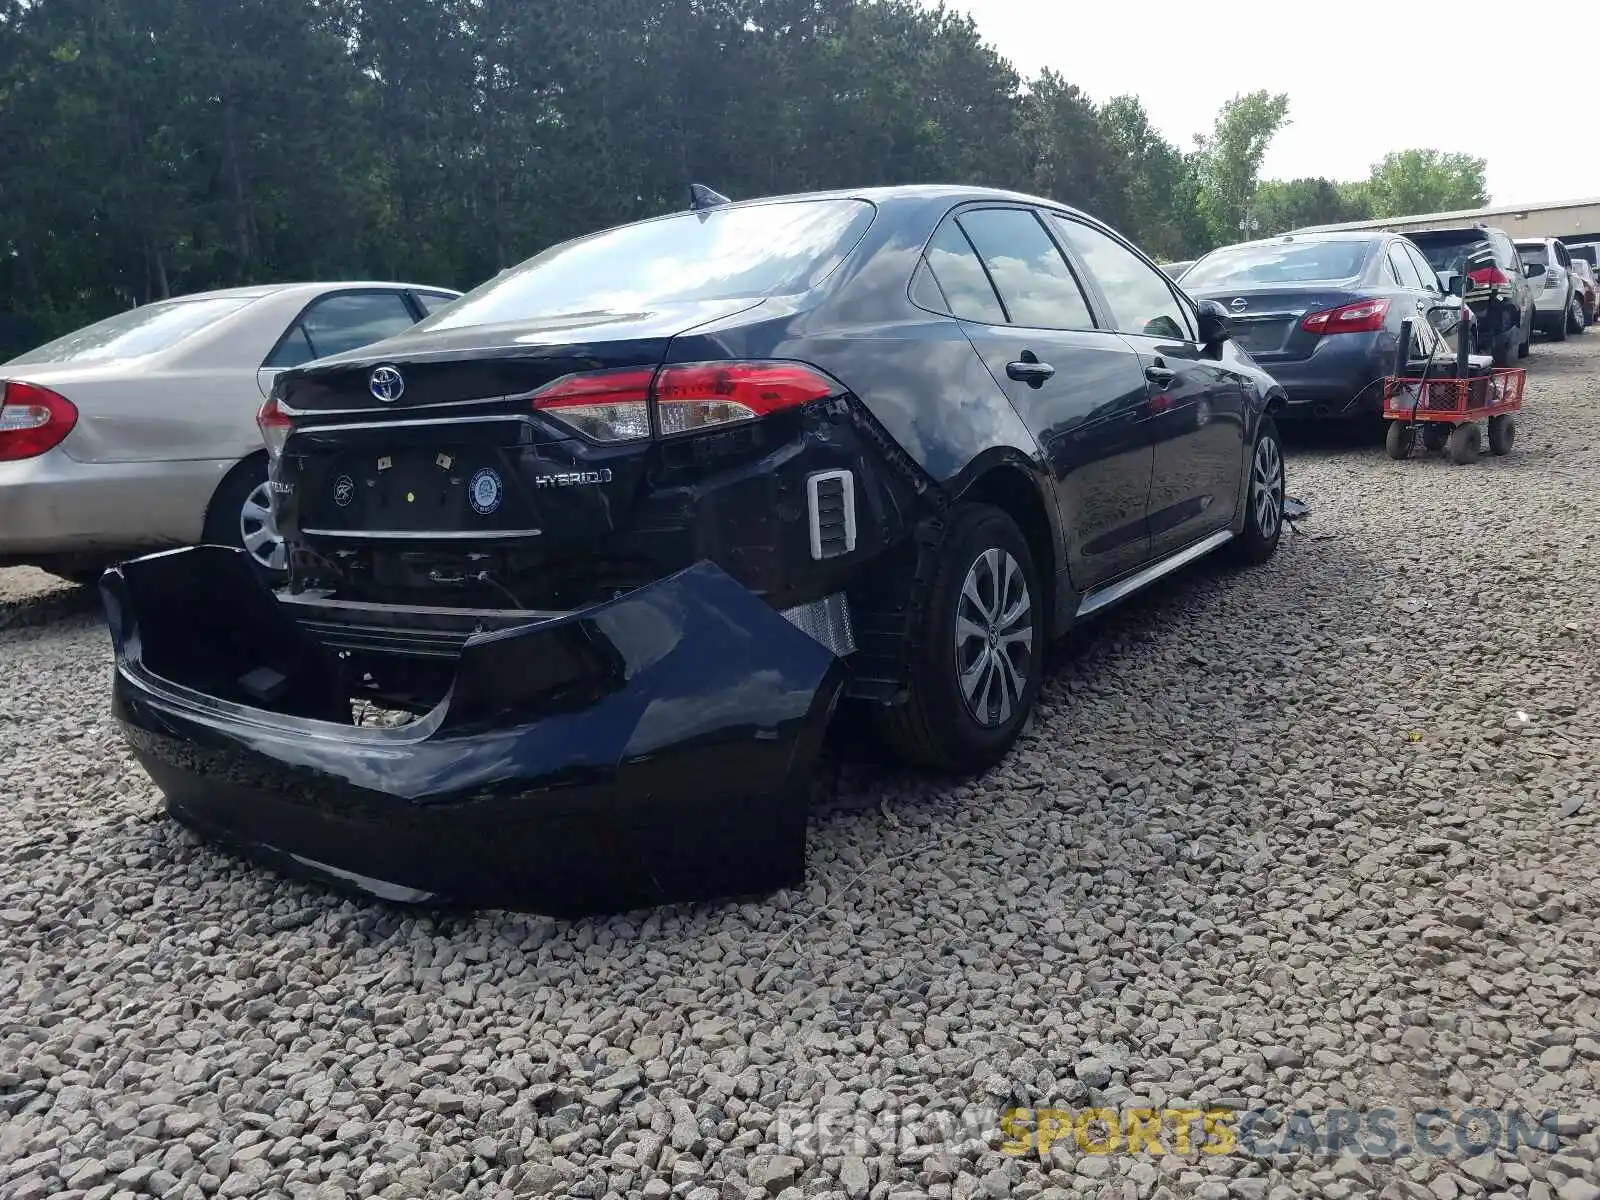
left=267, top=291, right=419, bottom=367
left=1388, top=244, right=1427, bottom=290
left=921, top=218, right=1007, bottom=325
left=1404, top=243, right=1443, bottom=293
left=953, top=208, right=1096, bottom=330
left=414, top=291, right=458, bottom=316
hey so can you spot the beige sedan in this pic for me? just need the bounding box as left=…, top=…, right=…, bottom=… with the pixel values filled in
left=0, top=281, right=458, bottom=583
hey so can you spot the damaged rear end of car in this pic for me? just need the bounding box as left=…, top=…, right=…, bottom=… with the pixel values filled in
left=103, top=193, right=939, bottom=915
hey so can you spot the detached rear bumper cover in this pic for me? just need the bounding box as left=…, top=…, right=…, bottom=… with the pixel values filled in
left=103, top=545, right=845, bottom=917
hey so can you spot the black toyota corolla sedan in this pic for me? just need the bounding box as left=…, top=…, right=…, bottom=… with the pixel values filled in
left=103, top=184, right=1290, bottom=915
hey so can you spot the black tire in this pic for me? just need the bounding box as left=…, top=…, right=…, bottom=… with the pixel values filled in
left=1550, top=307, right=1568, bottom=342
left=1420, top=425, right=1449, bottom=453
left=1487, top=414, right=1516, bottom=456
left=1385, top=420, right=1416, bottom=460
left=203, top=456, right=287, bottom=582
left=1225, top=416, right=1285, bottom=565
left=1446, top=422, right=1481, bottom=465
left=1569, top=297, right=1586, bottom=335
left=875, top=504, right=1042, bottom=774
left=1491, top=334, right=1514, bottom=368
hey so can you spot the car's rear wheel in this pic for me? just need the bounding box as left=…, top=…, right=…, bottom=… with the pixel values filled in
left=1551, top=304, right=1569, bottom=342
left=204, top=457, right=287, bottom=581
left=876, top=503, right=1041, bottom=774
left=1225, top=417, right=1285, bottom=564
left=1569, top=296, right=1586, bottom=334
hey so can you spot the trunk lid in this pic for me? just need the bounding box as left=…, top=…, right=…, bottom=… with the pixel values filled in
left=278, top=299, right=763, bottom=414
left=1188, top=285, right=1368, bottom=363
left=273, top=298, right=773, bottom=609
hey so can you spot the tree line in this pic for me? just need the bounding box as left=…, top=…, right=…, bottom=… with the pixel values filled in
left=0, top=0, right=1491, bottom=346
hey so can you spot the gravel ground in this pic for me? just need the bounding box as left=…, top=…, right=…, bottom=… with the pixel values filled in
left=3, top=337, right=1599, bottom=1200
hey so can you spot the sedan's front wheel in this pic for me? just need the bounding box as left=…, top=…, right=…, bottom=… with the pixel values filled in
left=877, top=504, right=1042, bottom=774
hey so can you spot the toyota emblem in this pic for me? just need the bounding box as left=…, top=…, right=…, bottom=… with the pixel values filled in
left=1229, top=297, right=1248, bottom=312
left=369, top=365, right=405, bottom=403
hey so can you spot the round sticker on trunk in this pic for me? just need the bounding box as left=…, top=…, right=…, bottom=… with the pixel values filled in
left=469, top=468, right=502, bottom=515
left=333, top=474, right=356, bottom=508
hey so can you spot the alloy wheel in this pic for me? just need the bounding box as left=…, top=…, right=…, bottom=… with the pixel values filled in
left=240, top=480, right=287, bottom=573
left=1252, top=434, right=1284, bottom=540
left=953, top=547, right=1033, bottom=729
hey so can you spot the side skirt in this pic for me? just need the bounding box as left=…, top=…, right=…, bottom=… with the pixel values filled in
left=1072, top=530, right=1234, bottom=620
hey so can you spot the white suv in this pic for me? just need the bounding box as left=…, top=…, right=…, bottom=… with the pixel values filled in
left=1515, top=238, right=1585, bottom=339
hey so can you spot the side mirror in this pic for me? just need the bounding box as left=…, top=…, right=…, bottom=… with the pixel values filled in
left=1196, top=299, right=1231, bottom=347
left=1524, top=262, right=1546, bottom=278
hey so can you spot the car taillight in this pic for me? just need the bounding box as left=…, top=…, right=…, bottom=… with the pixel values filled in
left=1466, top=266, right=1510, bottom=288
left=528, top=361, right=843, bottom=443
left=1300, top=298, right=1391, bottom=336
left=255, top=393, right=292, bottom=458
left=0, top=380, right=79, bottom=462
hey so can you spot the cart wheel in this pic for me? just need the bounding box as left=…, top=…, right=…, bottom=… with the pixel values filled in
left=1487, top=414, right=1516, bottom=456
left=1421, top=425, right=1449, bottom=453
left=1384, top=421, right=1415, bottom=460
left=1446, top=422, right=1481, bottom=464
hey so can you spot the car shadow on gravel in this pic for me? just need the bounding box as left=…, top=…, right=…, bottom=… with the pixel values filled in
left=0, top=580, right=98, bottom=633
left=806, top=523, right=1380, bottom=832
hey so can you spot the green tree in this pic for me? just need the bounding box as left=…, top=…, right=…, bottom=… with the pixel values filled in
left=1251, top=176, right=1373, bottom=235
left=1095, top=94, right=1204, bottom=260
left=1365, top=149, right=1489, bottom=218
left=0, top=0, right=1500, bottom=344
left=1192, top=90, right=1291, bottom=248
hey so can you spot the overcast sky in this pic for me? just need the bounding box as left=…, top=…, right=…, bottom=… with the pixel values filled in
left=944, top=0, right=1598, bottom=208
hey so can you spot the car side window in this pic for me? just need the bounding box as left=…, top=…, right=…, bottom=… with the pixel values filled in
left=1048, top=214, right=1195, bottom=341
left=909, top=259, right=949, bottom=313
left=266, top=291, right=419, bottom=367
left=953, top=208, right=1095, bottom=330
left=1383, top=249, right=1404, bottom=286
left=265, top=325, right=318, bottom=370
left=415, top=291, right=457, bottom=315
left=1404, top=243, right=1442, bottom=294
left=922, top=218, right=1007, bottom=325
left=1388, top=244, right=1425, bottom=290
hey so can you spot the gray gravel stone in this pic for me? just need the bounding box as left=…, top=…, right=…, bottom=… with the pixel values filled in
left=5, top=340, right=1600, bottom=1200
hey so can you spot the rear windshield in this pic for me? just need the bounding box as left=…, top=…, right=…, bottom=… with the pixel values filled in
left=1515, top=244, right=1549, bottom=267
left=8, top=296, right=255, bottom=365
left=420, top=199, right=877, bottom=331
left=1180, top=240, right=1371, bottom=289
left=1408, top=233, right=1495, bottom=274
